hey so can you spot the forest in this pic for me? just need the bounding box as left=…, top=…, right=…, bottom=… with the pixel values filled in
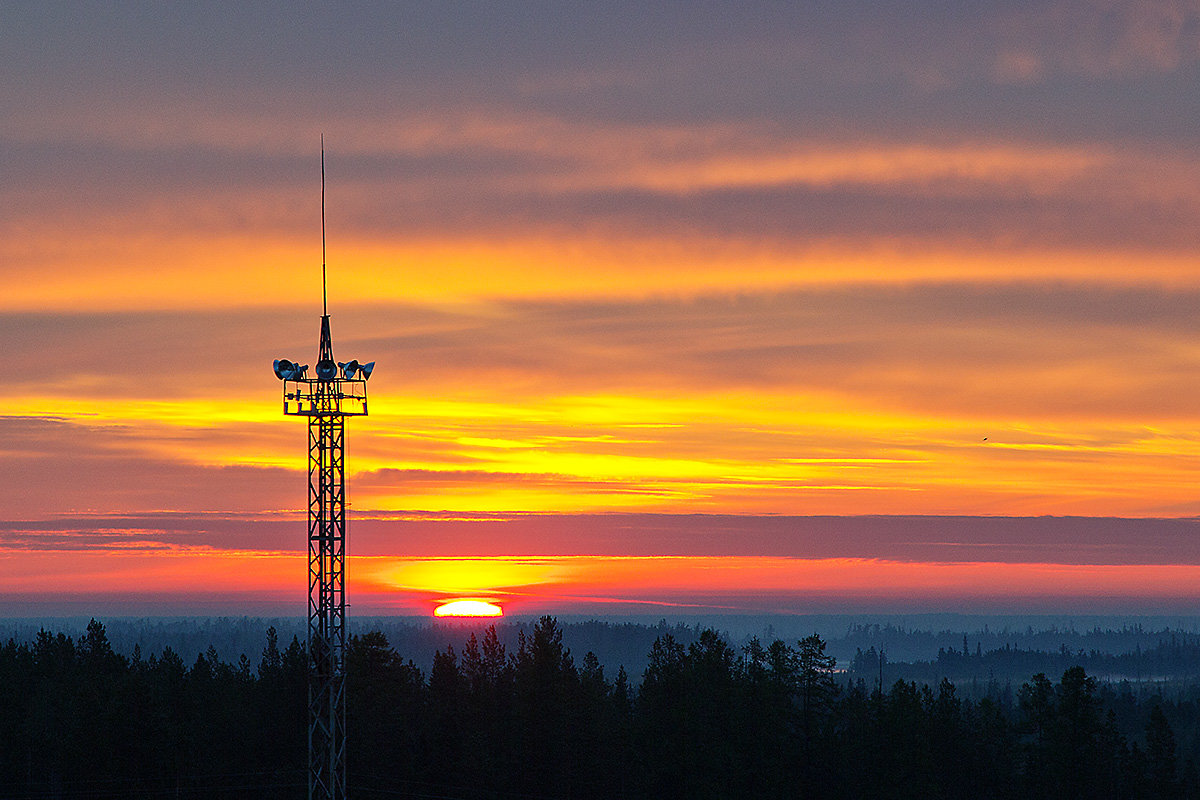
left=849, top=636, right=1200, bottom=692
left=0, top=617, right=1197, bottom=799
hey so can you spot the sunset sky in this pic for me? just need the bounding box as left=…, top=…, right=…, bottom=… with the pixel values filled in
left=5, top=2, right=1200, bottom=616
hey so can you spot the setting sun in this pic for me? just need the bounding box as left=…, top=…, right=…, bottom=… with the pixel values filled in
left=434, top=599, right=504, bottom=617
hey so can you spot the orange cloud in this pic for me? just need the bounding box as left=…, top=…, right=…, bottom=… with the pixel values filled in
left=9, top=280, right=1200, bottom=520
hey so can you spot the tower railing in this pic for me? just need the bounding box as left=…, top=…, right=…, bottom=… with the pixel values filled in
left=284, top=378, right=368, bottom=417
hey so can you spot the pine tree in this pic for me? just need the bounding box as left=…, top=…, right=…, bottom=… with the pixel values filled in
left=1145, top=704, right=1181, bottom=799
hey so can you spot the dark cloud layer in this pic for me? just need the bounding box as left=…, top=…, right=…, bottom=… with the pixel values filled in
left=6, top=2, right=1199, bottom=134
left=6, top=511, right=1200, bottom=566
left=6, top=3, right=1200, bottom=257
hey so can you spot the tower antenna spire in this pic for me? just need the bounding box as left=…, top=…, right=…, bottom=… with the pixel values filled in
left=321, top=134, right=327, bottom=316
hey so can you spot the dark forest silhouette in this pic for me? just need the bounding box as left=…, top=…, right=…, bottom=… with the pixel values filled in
left=0, top=617, right=1195, bottom=799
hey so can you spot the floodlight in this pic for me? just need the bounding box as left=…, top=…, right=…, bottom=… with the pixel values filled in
left=274, top=359, right=296, bottom=380
left=340, top=359, right=361, bottom=380
left=359, top=361, right=375, bottom=380
left=316, top=358, right=338, bottom=381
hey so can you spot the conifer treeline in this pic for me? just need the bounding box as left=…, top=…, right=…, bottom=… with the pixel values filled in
left=0, top=617, right=1194, bottom=798
left=849, top=636, right=1200, bottom=687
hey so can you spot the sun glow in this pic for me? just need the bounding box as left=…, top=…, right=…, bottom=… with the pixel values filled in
left=434, top=599, right=504, bottom=617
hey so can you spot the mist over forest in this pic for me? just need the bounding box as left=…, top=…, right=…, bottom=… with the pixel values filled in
left=7, top=614, right=1200, bottom=689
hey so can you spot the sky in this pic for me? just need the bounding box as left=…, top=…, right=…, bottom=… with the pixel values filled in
left=5, top=1, right=1200, bottom=617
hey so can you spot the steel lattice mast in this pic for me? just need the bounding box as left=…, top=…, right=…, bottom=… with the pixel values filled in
left=273, top=146, right=374, bottom=800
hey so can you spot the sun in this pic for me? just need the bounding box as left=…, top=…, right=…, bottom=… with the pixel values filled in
left=434, top=599, right=504, bottom=618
